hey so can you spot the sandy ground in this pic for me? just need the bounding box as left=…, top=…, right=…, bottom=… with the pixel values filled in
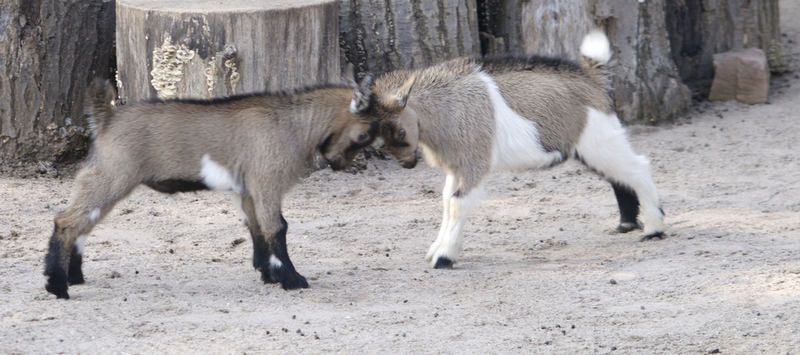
left=2, top=6, right=800, bottom=355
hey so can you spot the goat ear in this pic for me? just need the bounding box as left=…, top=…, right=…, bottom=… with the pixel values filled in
left=393, top=74, right=416, bottom=108
left=350, top=73, right=373, bottom=113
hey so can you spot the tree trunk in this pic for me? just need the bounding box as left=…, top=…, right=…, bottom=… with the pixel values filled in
left=0, top=0, right=114, bottom=163
left=666, top=0, right=784, bottom=96
left=339, top=0, right=480, bottom=77
left=116, top=0, right=339, bottom=103
left=478, top=0, right=692, bottom=123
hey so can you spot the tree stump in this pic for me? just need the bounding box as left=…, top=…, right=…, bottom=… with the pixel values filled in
left=666, top=0, right=783, bottom=95
left=116, top=0, right=339, bottom=103
left=339, top=0, right=480, bottom=77
left=0, top=0, right=115, bottom=162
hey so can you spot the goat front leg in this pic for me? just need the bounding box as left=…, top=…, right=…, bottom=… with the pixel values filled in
left=426, top=173, right=456, bottom=263
left=240, top=194, right=308, bottom=290
left=427, top=182, right=485, bottom=269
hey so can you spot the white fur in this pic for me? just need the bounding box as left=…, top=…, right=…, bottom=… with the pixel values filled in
left=349, top=99, right=359, bottom=113
left=89, top=208, right=101, bottom=223
left=476, top=71, right=563, bottom=171
left=418, top=142, right=441, bottom=168
left=269, top=254, right=283, bottom=268
left=200, top=154, right=242, bottom=193
left=575, top=108, right=664, bottom=234
left=580, top=30, right=612, bottom=65
left=426, top=181, right=485, bottom=266
left=74, top=235, right=87, bottom=255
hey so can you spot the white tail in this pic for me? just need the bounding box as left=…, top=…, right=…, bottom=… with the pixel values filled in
left=579, top=30, right=612, bottom=65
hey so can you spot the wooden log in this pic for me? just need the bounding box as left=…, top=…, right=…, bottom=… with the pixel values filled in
left=666, top=0, right=784, bottom=95
left=477, top=0, right=692, bottom=123
left=0, top=0, right=114, bottom=162
left=339, top=0, right=480, bottom=77
left=116, top=0, right=339, bottom=103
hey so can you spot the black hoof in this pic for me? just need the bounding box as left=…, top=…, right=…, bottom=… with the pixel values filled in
left=616, top=222, right=641, bottom=233
left=433, top=257, right=454, bottom=269
left=45, top=270, right=70, bottom=299
left=260, top=267, right=309, bottom=289
left=67, top=272, right=85, bottom=285
left=640, top=231, right=665, bottom=241
left=279, top=273, right=309, bottom=290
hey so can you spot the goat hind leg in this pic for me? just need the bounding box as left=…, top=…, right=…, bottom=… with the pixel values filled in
left=575, top=109, right=665, bottom=240
left=611, top=182, right=641, bottom=233
left=44, top=167, right=138, bottom=299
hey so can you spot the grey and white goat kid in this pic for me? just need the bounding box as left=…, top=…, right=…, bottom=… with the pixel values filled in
left=359, top=31, right=665, bottom=269
left=44, top=74, right=378, bottom=299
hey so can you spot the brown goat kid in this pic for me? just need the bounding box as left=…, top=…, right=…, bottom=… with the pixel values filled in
left=44, top=77, right=377, bottom=299
left=360, top=31, right=665, bottom=269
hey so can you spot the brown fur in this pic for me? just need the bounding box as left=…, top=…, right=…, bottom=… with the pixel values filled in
left=481, top=56, right=612, bottom=153
left=370, top=54, right=611, bottom=195
left=360, top=32, right=664, bottom=269
left=44, top=81, right=377, bottom=298
left=372, top=58, right=496, bottom=192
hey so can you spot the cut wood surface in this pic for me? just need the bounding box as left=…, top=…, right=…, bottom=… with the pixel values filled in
left=116, top=0, right=339, bottom=103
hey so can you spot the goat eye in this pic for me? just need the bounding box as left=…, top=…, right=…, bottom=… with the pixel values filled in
left=357, top=131, right=368, bottom=142
left=397, top=128, right=406, bottom=140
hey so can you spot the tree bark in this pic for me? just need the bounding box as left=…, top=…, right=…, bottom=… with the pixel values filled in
left=116, top=0, right=339, bottom=103
left=0, top=0, right=114, bottom=162
left=666, top=0, right=784, bottom=96
left=478, top=0, right=692, bottom=123
left=339, top=0, right=480, bottom=77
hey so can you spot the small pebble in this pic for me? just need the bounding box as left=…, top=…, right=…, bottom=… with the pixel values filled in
left=609, top=279, right=617, bottom=285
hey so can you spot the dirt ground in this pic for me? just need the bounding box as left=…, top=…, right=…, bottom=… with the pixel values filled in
left=2, top=6, right=799, bottom=355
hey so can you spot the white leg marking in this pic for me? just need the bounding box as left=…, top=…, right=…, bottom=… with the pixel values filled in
left=426, top=173, right=457, bottom=261
left=475, top=71, right=564, bottom=172
left=269, top=254, right=283, bottom=269
left=74, top=235, right=87, bottom=255
left=576, top=108, right=665, bottom=234
left=428, top=183, right=485, bottom=267
left=200, top=154, right=243, bottom=193
left=89, top=208, right=101, bottom=223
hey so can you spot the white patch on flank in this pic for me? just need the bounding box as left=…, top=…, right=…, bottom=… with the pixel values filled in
left=575, top=107, right=664, bottom=234
left=74, top=235, right=87, bottom=255
left=200, top=154, right=242, bottom=193
left=475, top=71, right=563, bottom=171
left=580, top=30, right=612, bottom=65
left=89, top=208, right=101, bottom=223
left=269, top=255, right=283, bottom=269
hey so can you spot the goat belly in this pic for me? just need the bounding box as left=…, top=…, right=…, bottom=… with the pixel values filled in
left=144, top=179, right=209, bottom=194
